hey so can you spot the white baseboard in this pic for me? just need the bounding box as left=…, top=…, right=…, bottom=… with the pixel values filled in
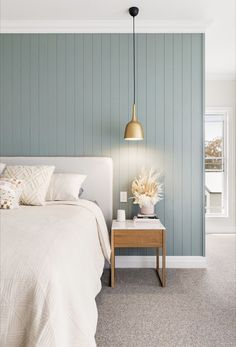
left=109, top=256, right=207, bottom=269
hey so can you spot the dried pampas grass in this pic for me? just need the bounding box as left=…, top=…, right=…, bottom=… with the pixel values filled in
left=131, top=168, right=163, bottom=207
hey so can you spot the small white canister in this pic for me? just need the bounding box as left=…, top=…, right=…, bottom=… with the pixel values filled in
left=117, top=209, right=126, bottom=222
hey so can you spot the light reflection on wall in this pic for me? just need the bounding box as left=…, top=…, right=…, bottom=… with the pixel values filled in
left=111, top=141, right=165, bottom=220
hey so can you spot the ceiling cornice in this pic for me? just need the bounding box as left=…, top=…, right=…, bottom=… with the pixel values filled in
left=0, top=19, right=210, bottom=33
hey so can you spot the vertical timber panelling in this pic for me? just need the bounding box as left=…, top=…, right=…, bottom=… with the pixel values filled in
left=56, top=35, right=66, bottom=155
left=191, top=34, right=204, bottom=256
left=164, top=34, right=174, bottom=255
left=182, top=34, right=193, bottom=255
left=0, top=33, right=204, bottom=256
left=173, top=34, right=183, bottom=256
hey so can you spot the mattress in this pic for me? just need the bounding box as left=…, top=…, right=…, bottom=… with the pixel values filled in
left=0, top=200, right=111, bottom=347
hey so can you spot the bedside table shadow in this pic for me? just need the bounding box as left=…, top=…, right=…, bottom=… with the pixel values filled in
left=101, top=268, right=163, bottom=287
left=99, top=268, right=207, bottom=295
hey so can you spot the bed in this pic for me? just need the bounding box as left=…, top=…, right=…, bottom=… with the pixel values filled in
left=0, top=157, right=112, bottom=347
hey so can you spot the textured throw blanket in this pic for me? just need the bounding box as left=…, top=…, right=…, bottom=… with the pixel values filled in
left=0, top=200, right=111, bottom=347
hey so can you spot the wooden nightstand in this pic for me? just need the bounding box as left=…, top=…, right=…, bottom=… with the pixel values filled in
left=111, top=219, right=166, bottom=288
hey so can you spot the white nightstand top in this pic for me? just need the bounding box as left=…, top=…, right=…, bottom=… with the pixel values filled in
left=112, top=219, right=166, bottom=230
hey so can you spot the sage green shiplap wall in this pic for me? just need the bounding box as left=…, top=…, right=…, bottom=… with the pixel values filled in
left=0, top=34, right=204, bottom=256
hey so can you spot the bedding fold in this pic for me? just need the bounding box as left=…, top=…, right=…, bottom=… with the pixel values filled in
left=0, top=200, right=111, bottom=347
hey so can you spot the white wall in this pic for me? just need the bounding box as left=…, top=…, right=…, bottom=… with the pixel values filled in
left=205, top=80, right=236, bottom=233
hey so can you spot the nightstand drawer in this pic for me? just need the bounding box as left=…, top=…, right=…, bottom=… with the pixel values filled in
left=114, top=229, right=163, bottom=247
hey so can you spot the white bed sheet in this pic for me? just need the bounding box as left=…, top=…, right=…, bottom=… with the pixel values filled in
left=0, top=200, right=111, bottom=347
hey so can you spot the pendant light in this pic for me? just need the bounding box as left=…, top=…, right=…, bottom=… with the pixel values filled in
left=124, top=6, right=144, bottom=141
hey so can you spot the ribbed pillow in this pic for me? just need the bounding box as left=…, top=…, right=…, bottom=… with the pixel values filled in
left=2, top=165, right=55, bottom=206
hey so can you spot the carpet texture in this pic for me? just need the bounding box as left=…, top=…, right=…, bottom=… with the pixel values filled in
left=96, top=234, right=236, bottom=347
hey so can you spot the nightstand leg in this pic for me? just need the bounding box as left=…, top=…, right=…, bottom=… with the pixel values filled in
left=156, top=247, right=159, bottom=270
left=162, top=231, right=166, bottom=287
left=111, top=249, right=115, bottom=288
left=111, top=230, right=115, bottom=288
left=156, top=230, right=166, bottom=287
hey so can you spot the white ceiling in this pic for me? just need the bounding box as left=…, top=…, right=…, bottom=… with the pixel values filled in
left=0, top=0, right=235, bottom=79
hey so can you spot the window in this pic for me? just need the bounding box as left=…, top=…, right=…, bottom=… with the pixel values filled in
left=205, top=112, right=228, bottom=216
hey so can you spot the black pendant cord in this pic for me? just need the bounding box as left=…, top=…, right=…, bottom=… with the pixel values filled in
left=133, top=15, right=136, bottom=105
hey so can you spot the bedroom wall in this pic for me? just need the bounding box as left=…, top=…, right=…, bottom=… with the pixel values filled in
left=0, top=33, right=204, bottom=256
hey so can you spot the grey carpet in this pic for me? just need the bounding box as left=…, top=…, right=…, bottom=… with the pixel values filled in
left=96, top=235, right=236, bottom=347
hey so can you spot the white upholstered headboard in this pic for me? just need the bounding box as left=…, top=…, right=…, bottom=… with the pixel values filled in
left=0, top=157, right=113, bottom=226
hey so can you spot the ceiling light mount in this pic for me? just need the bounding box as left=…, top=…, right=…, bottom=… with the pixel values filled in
left=129, top=7, right=139, bottom=17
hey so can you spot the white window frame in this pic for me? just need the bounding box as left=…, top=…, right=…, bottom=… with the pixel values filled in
left=205, top=105, right=235, bottom=234
left=205, top=111, right=228, bottom=217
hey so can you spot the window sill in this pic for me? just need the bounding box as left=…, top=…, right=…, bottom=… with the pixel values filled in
left=206, top=214, right=228, bottom=218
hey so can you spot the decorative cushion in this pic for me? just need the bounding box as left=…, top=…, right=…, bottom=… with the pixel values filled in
left=0, top=178, right=23, bottom=209
left=2, top=166, right=55, bottom=206
left=46, top=173, right=86, bottom=201
left=0, top=163, right=6, bottom=174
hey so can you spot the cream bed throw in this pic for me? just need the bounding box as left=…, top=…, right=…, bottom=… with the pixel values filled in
left=0, top=200, right=111, bottom=347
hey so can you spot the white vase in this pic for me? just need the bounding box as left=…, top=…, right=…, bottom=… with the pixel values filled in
left=140, top=204, right=155, bottom=215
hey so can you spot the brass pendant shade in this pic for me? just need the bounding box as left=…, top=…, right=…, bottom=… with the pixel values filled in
left=124, top=7, right=144, bottom=141
left=124, top=104, right=144, bottom=140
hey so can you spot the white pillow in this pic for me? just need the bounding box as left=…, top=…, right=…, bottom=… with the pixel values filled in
left=46, top=173, right=86, bottom=201
left=2, top=165, right=55, bottom=206
left=0, top=178, right=23, bottom=209
left=0, top=163, right=6, bottom=174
